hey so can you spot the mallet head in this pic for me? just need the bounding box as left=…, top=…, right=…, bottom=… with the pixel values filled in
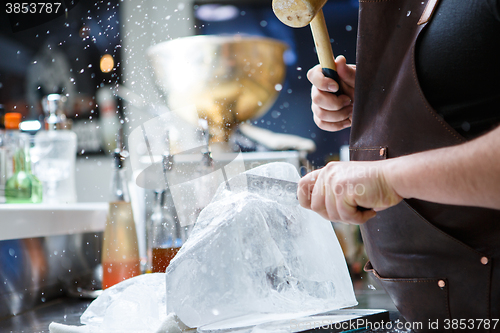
left=272, top=0, right=328, bottom=28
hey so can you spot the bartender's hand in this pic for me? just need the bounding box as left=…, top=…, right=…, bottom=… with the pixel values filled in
left=307, top=55, right=356, bottom=132
left=297, top=161, right=403, bottom=224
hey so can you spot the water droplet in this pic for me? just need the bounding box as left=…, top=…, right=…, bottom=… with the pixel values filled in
left=274, top=84, right=283, bottom=91
left=260, top=20, right=268, bottom=27
left=368, top=284, right=376, bottom=290
left=345, top=25, right=352, bottom=31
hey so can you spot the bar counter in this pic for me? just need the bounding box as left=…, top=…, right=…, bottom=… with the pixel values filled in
left=0, top=277, right=406, bottom=333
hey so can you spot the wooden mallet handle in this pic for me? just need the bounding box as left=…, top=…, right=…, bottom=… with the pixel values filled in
left=310, top=10, right=343, bottom=96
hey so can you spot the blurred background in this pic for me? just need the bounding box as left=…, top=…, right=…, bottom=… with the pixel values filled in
left=0, top=0, right=369, bottom=323
left=0, top=0, right=359, bottom=172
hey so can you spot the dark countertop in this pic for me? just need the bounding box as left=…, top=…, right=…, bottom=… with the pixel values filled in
left=0, top=298, right=90, bottom=333
left=0, top=277, right=406, bottom=333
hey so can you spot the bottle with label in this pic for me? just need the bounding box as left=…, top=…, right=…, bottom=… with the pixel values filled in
left=4, top=113, right=43, bottom=203
left=101, top=145, right=141, bottom=289
left=32, top=94, right=77, bottom=204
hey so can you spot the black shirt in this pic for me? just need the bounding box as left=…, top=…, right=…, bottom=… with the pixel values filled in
left=415, top=0, right=500, bottom=139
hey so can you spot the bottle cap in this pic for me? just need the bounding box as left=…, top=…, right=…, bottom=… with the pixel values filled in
left=4, top=112, right=22, bottom=130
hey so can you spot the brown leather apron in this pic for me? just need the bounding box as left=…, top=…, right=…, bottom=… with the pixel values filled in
left=349, top=0, right=500, bottom=331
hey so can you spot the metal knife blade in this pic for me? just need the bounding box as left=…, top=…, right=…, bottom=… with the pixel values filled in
left=244, top=174, right=299, bottom=204
left=244, top=174, right=370, bottom=212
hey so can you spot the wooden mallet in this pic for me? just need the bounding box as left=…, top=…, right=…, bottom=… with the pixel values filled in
left=272, top=0, right=343, bottom=95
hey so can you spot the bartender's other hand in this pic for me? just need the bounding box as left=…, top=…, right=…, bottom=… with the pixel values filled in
left=297, top=161, right=402, bottom=224
left=307, top=55, right=356, bottom=132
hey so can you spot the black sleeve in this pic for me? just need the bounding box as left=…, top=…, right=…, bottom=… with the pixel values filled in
left=415, top=0, right=500, bottom=140
left=486, top=0, right=500, bottom=21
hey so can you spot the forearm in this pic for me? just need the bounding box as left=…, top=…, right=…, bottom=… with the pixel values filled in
left=385, top=126, right=500, bottom=209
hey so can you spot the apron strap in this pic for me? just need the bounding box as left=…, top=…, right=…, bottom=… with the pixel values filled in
left=418, top=0, right=440, bottom=25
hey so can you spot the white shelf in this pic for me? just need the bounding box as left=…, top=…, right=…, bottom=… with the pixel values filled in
left=0, top=203, right=108, bottom=241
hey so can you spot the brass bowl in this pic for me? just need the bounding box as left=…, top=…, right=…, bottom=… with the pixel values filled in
left=147, top=35, right=288, bottom=143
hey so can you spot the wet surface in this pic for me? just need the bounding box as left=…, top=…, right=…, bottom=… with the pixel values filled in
left=0, top=297, right=89, bottom=333
left=0, top=277, right=408, bottom=333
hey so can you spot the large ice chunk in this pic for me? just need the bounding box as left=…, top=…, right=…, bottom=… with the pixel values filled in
left=166, top=162, right=357, bottom=329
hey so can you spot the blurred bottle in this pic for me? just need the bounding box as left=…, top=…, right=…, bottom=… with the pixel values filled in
left=4, top=113, right=43, bottom=203
left=4, top=112, right=26, bottom=179
left=193, top=119, right=217, bottom=220
left=101, top=144, right=141, bottom=289
left=96, top=85, right=120, bottom=154
left=0, top=104, right=6, bottom=202
left=147, top=132, right=182, bottom=273
left=32, top=94, right=77, bottom=203
left=0, top=104, right=5, bottom=129
left=150, top=189, right=181, bottom=273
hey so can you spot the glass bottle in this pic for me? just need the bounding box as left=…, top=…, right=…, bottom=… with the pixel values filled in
left=148, top=133, right=182, bottom=273
left=0, top=104, right=6, bottom=202
left=4, top=113, right=43, bottom=204
left=193, top=119, right=217, bottom=220
left=32, top=94, right=77, bottom=203
left=101, top=146, right=141, bottom=289
left=150, top=189, right=181, bottom=273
